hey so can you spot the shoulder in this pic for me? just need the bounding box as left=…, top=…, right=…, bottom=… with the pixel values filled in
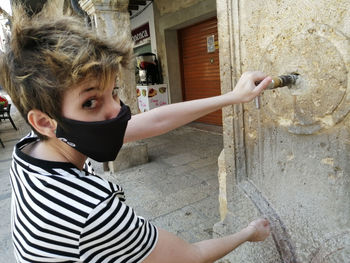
left=12, top=141, right=125, bottom=206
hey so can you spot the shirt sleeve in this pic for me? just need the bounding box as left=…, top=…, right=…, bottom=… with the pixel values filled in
left=79, top=193, right=158, bottom=263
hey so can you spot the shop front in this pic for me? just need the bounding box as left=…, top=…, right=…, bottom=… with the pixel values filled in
left=131, top=2, right=168, bottom=113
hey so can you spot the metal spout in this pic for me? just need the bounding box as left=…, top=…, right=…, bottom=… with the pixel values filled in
left=266, top=74, right=299, bottom=89
left=254, top=73, right=299, bottom=109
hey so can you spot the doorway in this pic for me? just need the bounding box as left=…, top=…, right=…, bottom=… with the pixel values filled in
left=178, top=17, right=222, bottom=126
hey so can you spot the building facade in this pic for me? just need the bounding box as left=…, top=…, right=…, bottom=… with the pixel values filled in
left=32, top=0, right=350, bottom=261
left=0, top=8, right=10, bottom=53
left=134, top=1, right=350, bottom=262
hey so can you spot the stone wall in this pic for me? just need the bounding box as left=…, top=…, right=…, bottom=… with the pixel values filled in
left=154, top=0, right=204, bottom=16
left=216, top=0, right=350, bottom=262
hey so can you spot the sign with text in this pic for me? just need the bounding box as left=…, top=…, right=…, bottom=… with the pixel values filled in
left=136, top=84, right=168, bottom=112
left=132, top=23, right=150, bottom=44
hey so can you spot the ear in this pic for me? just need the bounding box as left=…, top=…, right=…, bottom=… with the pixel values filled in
left=27, top=110, right=58, bottom=138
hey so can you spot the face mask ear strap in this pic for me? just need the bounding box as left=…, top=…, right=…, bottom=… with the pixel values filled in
left=55, top=117, right=71, bottom=135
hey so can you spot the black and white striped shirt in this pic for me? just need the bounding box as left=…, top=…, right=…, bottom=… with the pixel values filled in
left=10, top=134, right=158, bottom=262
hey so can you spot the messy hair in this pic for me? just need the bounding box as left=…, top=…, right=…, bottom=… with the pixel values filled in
left=0, top=1, right=133, bottom=139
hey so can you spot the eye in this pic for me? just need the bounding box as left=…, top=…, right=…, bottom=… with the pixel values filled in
left=82, top=98, right=98, bottom=109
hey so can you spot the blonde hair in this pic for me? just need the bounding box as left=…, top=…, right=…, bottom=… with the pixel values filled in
left=0, top=1, right=133, bottom=139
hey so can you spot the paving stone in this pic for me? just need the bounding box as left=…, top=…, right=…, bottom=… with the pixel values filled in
left=188, top=155, right=219, bottom=169
left=151, top=173, right=204, bottom=196
left=162, top=152, right=201, bottom=167
left=0, top=234, right=14, bottom=262
left=0, top=198, right=14, bottom=262
left=190, top=195, right=221, bottom=223
left=130, top=183, right=212, bottom=220
left=150, top=205, right=208, bottom=234
left=191, top=165, right=220, bottom=182
left=0, top=145, right=15, bottom=162
left=178, top=220, right=219, bottom=243
left=205, top=177, right=220, bottom=191
left=164, top=143, right=202, bottom=155
left=166, top=164, right=195, bottom=177
left=0, top=161, right=12, bottom=198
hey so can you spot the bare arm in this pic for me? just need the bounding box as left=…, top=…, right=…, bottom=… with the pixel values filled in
left=143, top=218, right=270, bottom=263
left=124, top=71, right=272, bottom=143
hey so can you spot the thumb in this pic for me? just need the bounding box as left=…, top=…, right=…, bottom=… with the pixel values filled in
left=255, top=77, right=272, bottom=94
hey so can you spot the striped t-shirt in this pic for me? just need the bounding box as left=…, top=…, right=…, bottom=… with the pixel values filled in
left=10, top=134, right=158, bottom=262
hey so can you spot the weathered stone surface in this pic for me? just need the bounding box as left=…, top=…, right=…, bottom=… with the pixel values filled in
left=217, top=0, right=350, bottom=262
left=217, top=149, right=227, bottom=221
left=154, top=0, right=204, bottom=16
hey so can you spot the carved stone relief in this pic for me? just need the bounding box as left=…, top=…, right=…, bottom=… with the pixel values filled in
left=259, top=24, right=350, bottom=134
left=310, top=231, right=350, bottom=263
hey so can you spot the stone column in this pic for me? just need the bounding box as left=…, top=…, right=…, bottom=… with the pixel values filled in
left=79, top=0, right=148, bottom=172
left=79, top=0, right=138, bottom=114
left=215, top=0, right=350, bottom=262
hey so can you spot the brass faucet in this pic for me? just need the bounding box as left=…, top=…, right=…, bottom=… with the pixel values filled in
left=265, top=73, right=299, bottom=89
left=255, top=73, right=299, bottom=108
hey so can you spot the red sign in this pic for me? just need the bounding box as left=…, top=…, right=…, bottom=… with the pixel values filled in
left=132, top=23, right=150, bottom=44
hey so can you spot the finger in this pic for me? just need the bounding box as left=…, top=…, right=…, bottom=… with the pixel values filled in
left=250, top=71, right=268, bottom=82
left=262, top=219, right=270, bottom=226
left=255, top=76, right=272, bottom=93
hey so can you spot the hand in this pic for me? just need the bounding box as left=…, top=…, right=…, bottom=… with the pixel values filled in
left=231, top=71, right=272, bottom=103
left=245, top=218, right=271, bottom=242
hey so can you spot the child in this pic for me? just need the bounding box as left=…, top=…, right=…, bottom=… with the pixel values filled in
left=0, top=2, right=272, bottom=262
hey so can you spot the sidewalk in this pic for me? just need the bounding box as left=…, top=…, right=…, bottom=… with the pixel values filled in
left=0, top=96, right=31, bottom=262
left=0, top=100, right=223, bottom=262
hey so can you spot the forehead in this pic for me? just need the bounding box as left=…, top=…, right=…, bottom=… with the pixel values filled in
left=69, top=74, right=116, bottom=94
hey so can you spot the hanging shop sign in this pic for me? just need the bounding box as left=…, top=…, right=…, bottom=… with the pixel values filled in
left=132, top=23, right=150, bottom=45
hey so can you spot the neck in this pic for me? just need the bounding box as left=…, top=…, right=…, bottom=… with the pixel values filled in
left=26, top=137, right=87, bottom=170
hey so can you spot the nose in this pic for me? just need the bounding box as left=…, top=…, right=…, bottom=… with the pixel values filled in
left=104, top=99, right=121, bottom=120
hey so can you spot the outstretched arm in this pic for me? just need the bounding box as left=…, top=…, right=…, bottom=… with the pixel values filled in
left=143, top=218, right=270, bottom=263
left=124, top=71, right=271, bottom=143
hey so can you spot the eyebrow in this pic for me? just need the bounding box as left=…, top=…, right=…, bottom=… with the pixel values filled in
left=79, top=87, right=97, bottom=97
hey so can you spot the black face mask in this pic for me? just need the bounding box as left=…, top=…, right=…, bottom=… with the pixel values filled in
left=56, top=102, right=131, bottom=162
